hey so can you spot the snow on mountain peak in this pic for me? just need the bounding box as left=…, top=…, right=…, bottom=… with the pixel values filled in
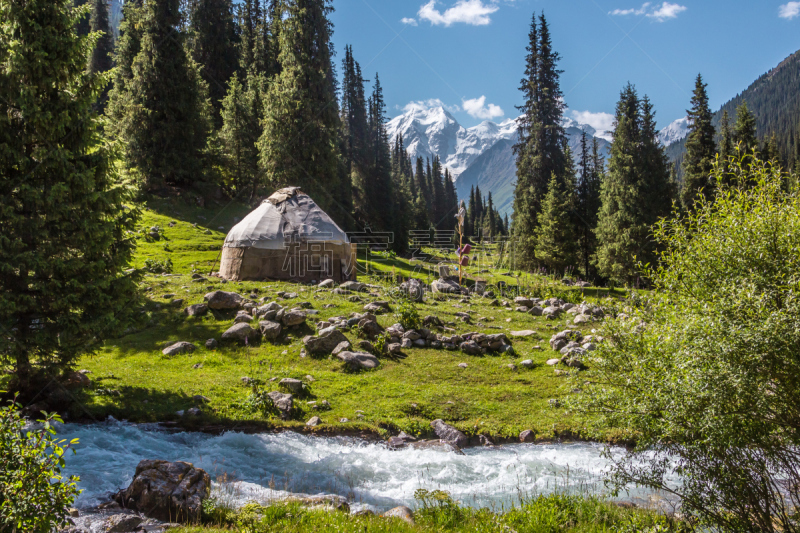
left=658, top=116, right=690, bottom=146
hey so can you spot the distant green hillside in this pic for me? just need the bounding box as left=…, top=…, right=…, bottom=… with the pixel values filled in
left=669, top=48, right=800, bottom=179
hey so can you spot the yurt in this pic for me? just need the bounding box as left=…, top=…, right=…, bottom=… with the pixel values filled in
left=219, top=187, right=356, bottom=282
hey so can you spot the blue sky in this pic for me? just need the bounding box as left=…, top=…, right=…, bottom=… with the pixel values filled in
left=330, top=0, right=800, bottom=132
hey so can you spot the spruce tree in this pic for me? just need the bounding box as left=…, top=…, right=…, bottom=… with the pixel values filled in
left=87, top=0, right=114, bottom=110
left=237, top=0, right=258, bottom=73
left=512, top=12, right=567, bottom=268
left=0, top=0, right=139, bottom=390
left=340, top=46, right=367, bottom=224
left=106, top=0, right=144, bottom=121
left=595, top=84, right=672, bottom=285
left=535, top=174, right=577, bottom=273
left=681, top=74, right=717, bottom=209
left=575, top=131, right=602, bottom=279
left=189, top=0, right=238, bottom=120
left=718, top=110, right=734, bottom=174
left=74, top=0, right=91, bottom=36
left=259, top=0, right=341, bottom=216
left=734, top=102, right=758, bottom=155
left=219, top=73, right=260, bottom=200
left=366, top=73, right=395, bottom=233
left=109, top=0, right=212, bottom=189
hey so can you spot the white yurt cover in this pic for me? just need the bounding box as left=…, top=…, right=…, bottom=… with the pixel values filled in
left=223, top=187, right=349, bottom=250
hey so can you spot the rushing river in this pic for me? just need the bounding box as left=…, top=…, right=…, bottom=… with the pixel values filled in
left=56, top=420, right=673, bottom=513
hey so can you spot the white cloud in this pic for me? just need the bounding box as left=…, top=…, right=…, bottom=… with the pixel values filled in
left=569, top=110, right=615, bottom=138
left=418, top=0, right=500, bottom=27
left=610, top=2, right=686, bottom=21
left=403, top=98, right=461, bottom=114
left=779, top=1, right=800, bottom=19
left=462, top=96, right=504, bottom=120
left=401, top=17, right=419, bottom=25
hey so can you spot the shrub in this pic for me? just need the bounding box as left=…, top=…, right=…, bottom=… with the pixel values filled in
left=0, top=398, right=81, bottom=532
left=395, top=301, right=421, bottom=331
left=143, top=257, right=174, bottom=274
left=571, top=152, right=800, bottom=532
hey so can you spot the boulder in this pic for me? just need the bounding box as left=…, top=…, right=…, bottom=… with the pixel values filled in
left=162, top=342, right=196, bottom=357
left=387, top=343, right=402, bottom=356
left=104, top=514, right=143, bottom=533
left=204, top=291, right=243, bottom=310
left=364, top=302, right=391, bottom=314
left=205, top=339, right=217, bottom=349
left=520, top=359, right=534, bottom=368
left=340, top=281, right=366, bottom=292
left=358, top=318, right=384, bottom=339
left=282, top=310, right=307, bottom=327
left=546, top=358, right=561, bottom=366
left=430, top=419, right=468, bottom=448
left=221, top=323, right=261, bottom=343
left=431, top=278, right=462, bottom=294
left=336, top=351, right=380, bottom=371
left=184, top=303, right=208, bottom=317
left=519, top=430, right=536, bottom=443
left=514, top=297, right=534, bottom=308
left=259, top=320, right=282, bottom=341
left=280, top=378, right=304, bottom=394
left=234, top=313, right=254, bottom=324
left=303, top=329, right=349, bottom=355
left=306, top=416, right=321, bottom=427
left=459, top=340, right=482, bottom=355
left=528, top=306, right=544, bottom=316
left=63, top=371, right=91, bottom=389
left=573, top=314, right=591, bottom=325
left=318, top=279, right=335, bottom=288
left=399, top=278, right=425, bottom=302
left=113, top=460, right=210, bottom=523
left=382, top=506, right=415, bottom=525
left=267, top=391, right=293, bottom=417
left=332, top=340, right=352, bottom=355
left=510, top=330, right=538, bottom=338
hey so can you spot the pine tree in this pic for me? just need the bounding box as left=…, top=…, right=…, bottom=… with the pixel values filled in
left=189, top=0, right=238, bottom=120
left=86, top=0, right=114, bottom=110
left=734, top=102, right=758, bottom=155
left=512, top=12, right=567, bottom=268
left=0, top=0, right=140, bottom=390
left=718, top=109, right=734, bottom=174
left=106, top=0, right=144, bottom=121
left=237, top=0, right=258, bottom=73
left=340, top=45, right=367, bottom=223
left=219, top=73, right=260, bottom=199
left=258, top=0, right=341, bottom=216
left=681, top=74, right=717, bottom=209
left=366, top=73, right=394, bottom=233
left=535, top=174, right=577, bottom=273
left=595, top=84, right=672, bottom=285
left=443, top=170, right=458, bottom=231
left=575, top=131, right=602, bottom=279
left=109, top=0, right=212, bottom=189
left=74, top=0, right=91, bottom=36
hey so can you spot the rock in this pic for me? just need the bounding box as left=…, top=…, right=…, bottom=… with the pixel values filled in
left=104, top=514, right=143, bottom=533
left=459, top=340, right=481, bottom=355
left=222, top=323, right=260, bottom=343
left=282, top=310, right=307, bottom=327
left=400, top=338, right=413, bottom=349
left=514, top=296, right=534, bottom=307
left=402, top=330, right=421, bottom=341
left=205, top=339, right=217, bottom=350
left=306, top=416, right=321, bottom=427
left=399, top=278, right=426, bottom=302
left=358, top=339, right=376, bottom=352
left=364, top=302, right=391, bottom=314
left=549, top=399, right=561, bottom=408
left=340, top=281, right=366, bottom=292
left=161, top=342, right=196, bottom=357
left=259, top=320, right=283, bottom=341
left=573, top=314, right=591, bottom=325
left=332, top=340, right=352, bottom=355
left=546, top=358, right=561, bottom=366
left=63, top=371, right=91, bottom=389
left=234, top=313, right=254, bottom=324
left=303, top=329, right=349, bottom=355
left=550, top=330, right=583, bottom=349
left=382, top=506, right=415, bottom=525
left=431, top=278, right=462, bottom=294
left=387, top=343, right=402, bottom=356
left=520, top=359, right=534, bottom=368
left=318, top=279, right=335, bottom=288
left=458, top=362, right=468, bottom=368
left=358, top=318, right=384, bottom=339
left=510, top=330, right=538, bottom=338
left=528, top=306, right=544, bottom=316
left=336, top=351, right=380, bottom=371
left=186, top=407, right=201, bottom=416
left=413, top=338, right=427, bottom=348
left=507, top=364, right=518, bottom=371
left=582, top=342, right=597, bottom=351
left=280, top=378, right=304, bottom=394
left=204, top=291, right=243, bottom=310
left=267, top=391, right=293, bottom=417
left=113, top=460, right=210, bottom=523
left=184, top=303, right=208, bottom=317
left=430, top=419, right=468, bottom=448
left=519, top=430, right=536, bottom=443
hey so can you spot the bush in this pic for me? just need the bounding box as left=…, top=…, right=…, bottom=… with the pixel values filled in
left=571, top=152, right=800, bottom=532
left=0, top=398, right=81, bottom=532
left=143, top=257, right=174, bottom=274
left=395, top=301, right=421, bottom=331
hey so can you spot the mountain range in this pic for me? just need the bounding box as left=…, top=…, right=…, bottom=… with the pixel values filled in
left=387, top=105, right=689, bottom=218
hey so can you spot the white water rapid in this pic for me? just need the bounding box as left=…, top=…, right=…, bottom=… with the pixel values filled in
left=56, top=420, right=671, bottom=513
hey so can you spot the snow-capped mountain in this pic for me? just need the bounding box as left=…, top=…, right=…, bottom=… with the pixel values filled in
left=385, top=106, right=518, bottom=177
left=658, top=116, right=690, bottom=146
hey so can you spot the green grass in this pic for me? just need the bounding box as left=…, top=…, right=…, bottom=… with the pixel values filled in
left=54, top=198, right=633, bottom=443
left=175, top=493, right=685, bottom=532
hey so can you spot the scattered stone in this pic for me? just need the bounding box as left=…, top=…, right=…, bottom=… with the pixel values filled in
left=332, top=340, right=352, bottom=355
left=510, top=330, right=537, bottom=338
left=528, top=306, right=544, bottom=316
left=204, top=290, right=243, bottom=310
left=431, top=278, right=462, bottom=294
left=520, top=359, right=534, bottom=368
left=222, top=323, right=260, bottom=343
left=184, top=303, right=208, bottom=317
left=267, top=391, right=293, bottom=417
left=387, top=343, right=402, bottom=356
left=113, top=459, right=210, bottom=523
left=318, top=279, right=335, bottom=288
left=192, top=363, right=204, bottom=369
left=519, top=430, right=536, bottom=443
left=259, top=320, right=283, bottom=341
left=458, top=362, right=468, bottom=369
left=103, top=514, right=143, bottom=533
left=573, top=314, right=591, bottom=325
left=282, top=310, right=307, bottom=327
left=364, top=301, right=391, bottom=314
left=382, top=506, right=415, bottom=525
left=549, top=399, right=561, bottom=408
left=205, top=338, right=217, bottom=349
left=336, top=351, right=380, bottom=371
left=339, top=418, right=350, bottom=423
left=162, top=342, right=196, bottom=357
left=186, top=407, right=201, bottom=416
left=306, top=416, right=321, bottom=427
left=358, top=339, right=376, bottom=353
left=340, top=281, right=366, bottom=292
left=399, top=278, right=426, bottom=302
left=234, top=313, right=254, bottom=324
left=430, top=419, right=468, bottom=448
left=546, top=358, right=561, bottom=366
left=280, top=378, right=304, bottom=394
left=507, top=364, right=517, bottom=371
left=63, top=371, right=91, bottom=389
left=459, top=340, right=482, bottom=355
left=303, top=329, right=349, bottom=355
